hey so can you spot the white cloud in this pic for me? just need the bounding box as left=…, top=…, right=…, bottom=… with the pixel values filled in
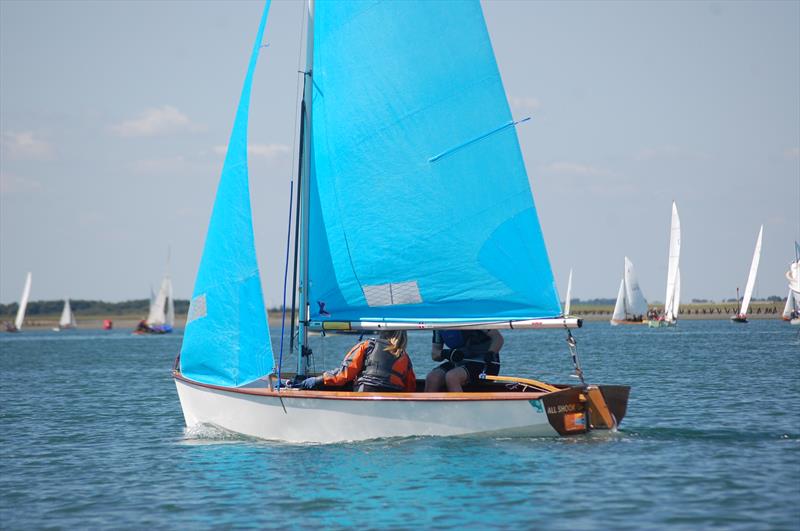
left=0, top=171, right=43, bottom=196
left=540, top=161, right=613, bottom=177
left=133, top=156, right=188, bottom=175
left=213, top=143, right=290, bottom=158
left=1, top=131, right=52, bottom=159
left=509, top=96, right=541, bottom=114
left=634, top=145, right=709, bottom=161
left=785, top=147, right=799, bottom=160
left=635, top=145, right=681, bottom=161
left=111, top=105, right=203, bottom=137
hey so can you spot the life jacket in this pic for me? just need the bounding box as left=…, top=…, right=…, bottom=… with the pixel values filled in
left=356, top=339, right=413, bottom=391
left=438, top=330, right=493, bottom=361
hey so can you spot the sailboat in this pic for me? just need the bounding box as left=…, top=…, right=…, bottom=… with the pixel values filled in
left=173, top=0, right=630, bottom=443
left=135, top=274, right=175, bottom=334
left=610, top=257, right=649, bottom=325
left=731, top=225, right=763, bottom=323
left=5, top=272, right=32, bottom=333
left=52, top=298, right=77, bottom=331
left=649, top=202, right=681, bottom=328
left=785, top=242, right=800, bottom=325
left=782, top=290, right=799, bottom=323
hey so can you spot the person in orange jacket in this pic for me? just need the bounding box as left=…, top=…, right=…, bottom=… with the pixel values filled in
left=297, top=330, right=417, bottom=392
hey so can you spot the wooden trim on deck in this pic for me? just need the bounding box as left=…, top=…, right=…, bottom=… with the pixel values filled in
left=173, top=371, right=554, bottom=402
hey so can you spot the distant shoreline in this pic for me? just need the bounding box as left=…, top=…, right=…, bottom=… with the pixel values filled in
left=5, top=301, right=786, bottom=329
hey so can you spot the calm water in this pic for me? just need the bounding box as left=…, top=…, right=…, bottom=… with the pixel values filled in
left=1, top=321, right=798, bottom=529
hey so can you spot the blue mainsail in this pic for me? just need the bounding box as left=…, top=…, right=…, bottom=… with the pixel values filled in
left=308, top=0, right=561, bottom=323
left=180, top=2, right=273, bottom=386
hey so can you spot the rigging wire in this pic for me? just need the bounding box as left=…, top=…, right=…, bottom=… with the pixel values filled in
left=288, top=0, right=309, bottom=359
left=276, top=179, right=295, bottom=390
left=565, top=327, right=585, bottom=385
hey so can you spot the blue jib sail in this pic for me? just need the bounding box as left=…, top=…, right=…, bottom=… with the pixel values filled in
left=180, top=1, right=273, bottom=386
left=308, top=0, right=561, bottom=323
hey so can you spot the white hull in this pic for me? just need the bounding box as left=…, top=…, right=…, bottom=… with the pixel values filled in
left=175, top=377, right=563, bottom=443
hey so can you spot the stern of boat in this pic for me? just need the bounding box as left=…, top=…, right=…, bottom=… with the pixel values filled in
left=541, top=385, right=630, bottom=435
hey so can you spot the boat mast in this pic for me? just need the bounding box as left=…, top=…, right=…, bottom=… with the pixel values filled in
left=297, top=0, right=314, bottom=377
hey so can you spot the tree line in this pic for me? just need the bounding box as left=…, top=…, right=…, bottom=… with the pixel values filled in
left=0, top=299, right=191, bottom=318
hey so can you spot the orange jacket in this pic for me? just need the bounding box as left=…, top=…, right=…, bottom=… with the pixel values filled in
left=322, top=340, right=416, bottom=392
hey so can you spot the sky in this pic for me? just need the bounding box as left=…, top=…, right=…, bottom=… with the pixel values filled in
left=1, top=0, right=798, bottom=307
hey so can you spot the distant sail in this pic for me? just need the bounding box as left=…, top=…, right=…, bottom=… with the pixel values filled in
left=564, top=269, right=573, bottom=316
left=14, top=272, right=32, bottom=331
left=147, top=276, right=170, bottom=327
left=787, top=241, right=800, bottom=295
left=740, top=225, right=763, bottom=316
left=611, top=279, right=626, bottom=323
left=663, top=202, right=681, bottom=322
left=166, top=277, right=175, bottom=328
left=782, top=290, right=797, bottom=319
left=59, top=298, right=75, bottom=328
left=624, top=257, right=648, bottom=317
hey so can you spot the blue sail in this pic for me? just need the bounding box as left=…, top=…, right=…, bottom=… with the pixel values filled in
left=180, top=1, right=273, bottom=386
left=308, top=0, right=561, bottom=323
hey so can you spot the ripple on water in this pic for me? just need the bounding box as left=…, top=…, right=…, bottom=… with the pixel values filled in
left=0, top=322, right=798, bottom=529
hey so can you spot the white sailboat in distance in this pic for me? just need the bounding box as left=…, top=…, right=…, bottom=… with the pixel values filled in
left=610, top=257, right=649, bottom=325
left=731, top=225, right=763, bottom=323
left=650, top=202, right=681, bottom=328
left=785, top=241, right=800, bottom=325
left=53, top=298, right=77, bottom=331
left=5, top=272, right=32, bottom=333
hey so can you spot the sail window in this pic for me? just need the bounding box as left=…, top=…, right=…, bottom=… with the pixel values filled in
left=363, top=281, right=422, bottom=307
left=187, top=293, right=208, bottom=324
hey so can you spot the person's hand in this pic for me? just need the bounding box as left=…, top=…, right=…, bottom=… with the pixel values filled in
left=299, top=376, right=320, bottom=390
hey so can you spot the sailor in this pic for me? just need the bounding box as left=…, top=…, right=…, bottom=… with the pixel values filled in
left=296, top=330, right=416, bottom=392
left=424, top=329, right=503, bottom=392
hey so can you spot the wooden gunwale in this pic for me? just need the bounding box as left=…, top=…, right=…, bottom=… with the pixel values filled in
left=173, top=371, right=555, bottom=402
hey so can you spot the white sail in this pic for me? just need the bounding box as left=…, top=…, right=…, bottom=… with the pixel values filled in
left=59, top=298, right=75, bottom=328
left=672, top=268, right=681, bottom=321
left=788, top=260, right=800, bottom=295
left=782, top=290, right=797, bottom=319
left=563, top=268, right=573, bottom=316
left=624, top=257, right=649, bottom=317
left=611, top=278, right=626, bottom=323
left=166, top=276, right=175, bottom=328
left=14, top=272, right=32, bottom=330
left=663, top=202, right=681, bottom=322
left=739, top=225, right=763, bottom=316
left=146, top=276, right=170, bottom=326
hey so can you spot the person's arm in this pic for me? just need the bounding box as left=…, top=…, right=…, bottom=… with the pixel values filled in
left=321, top=342, right=367, bottom=386
left=487, top=330, right=504, bottom=354
left=431, top=330, right=444, bottom=361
